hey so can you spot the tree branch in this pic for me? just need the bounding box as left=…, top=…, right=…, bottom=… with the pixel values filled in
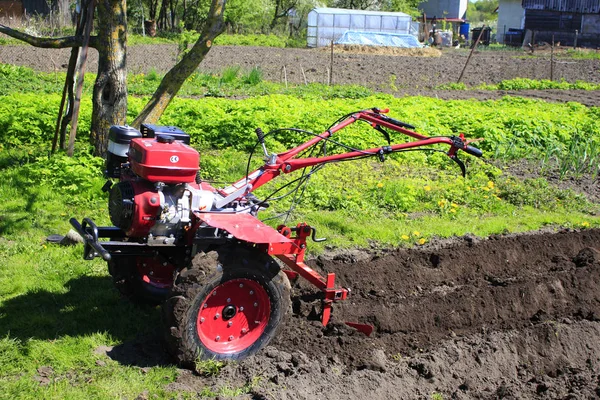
left=132, top=0, right=227, bottom=127
left=0, top=24, right=97, bottom=48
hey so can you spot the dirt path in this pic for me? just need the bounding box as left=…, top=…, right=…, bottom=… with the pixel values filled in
left=1, top=44, right=599, bottom=105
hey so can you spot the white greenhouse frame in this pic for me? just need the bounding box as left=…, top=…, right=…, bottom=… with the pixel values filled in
left=307, top=8, right=415, bottom=48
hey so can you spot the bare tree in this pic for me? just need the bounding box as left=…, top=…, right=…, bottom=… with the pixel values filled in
left=0, top=0, right=227, bottom=156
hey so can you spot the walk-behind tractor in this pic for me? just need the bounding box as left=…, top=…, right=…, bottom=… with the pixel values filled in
left=70, top=108, right=482, bottom=365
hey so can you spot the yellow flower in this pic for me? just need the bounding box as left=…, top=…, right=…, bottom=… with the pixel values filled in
left=582, top=221, right=590, bottom=228
left=424, top=185, right=431, bottom=191
left=401, top=235, right=410, bottom=240
left=418, top=238, right=426, bottom=245
left=377, top=182, right=384, bottom=188
left=451, top=203, right=458, bottom=208
left=438, top=200, right=446, bottom=207
left=487, top=181, right=495, bottom=189
left=483, top=187, right=490, bottom=192
left=483, top=195, right=489, bottom=199
left=450, top=209, right=456, bottom=213
left=413, top=231, right=420, bottom=237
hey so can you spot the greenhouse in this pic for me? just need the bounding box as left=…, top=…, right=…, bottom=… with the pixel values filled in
left=307, top=7, right=417, bottom=48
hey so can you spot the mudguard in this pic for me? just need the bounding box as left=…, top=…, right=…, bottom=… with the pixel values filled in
left=197, top=213, right=292, bottom=245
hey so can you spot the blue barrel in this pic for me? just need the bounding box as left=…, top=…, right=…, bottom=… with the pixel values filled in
left=460, top=22, right=470, bottom=40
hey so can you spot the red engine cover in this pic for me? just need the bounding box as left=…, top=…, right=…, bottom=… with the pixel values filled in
left=129, top=137, right=199, bottom=183
left=129, top=181, right=162, bottom=236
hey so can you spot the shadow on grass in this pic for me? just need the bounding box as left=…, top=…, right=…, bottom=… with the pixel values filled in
left=0, top=183, right=39, bottom=236
left=0, top=275, right=171, bottom=367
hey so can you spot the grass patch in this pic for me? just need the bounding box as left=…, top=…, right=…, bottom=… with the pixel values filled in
left=127, top=33, right=293, bottom=48
left=560, top=49, right=600, bottom=60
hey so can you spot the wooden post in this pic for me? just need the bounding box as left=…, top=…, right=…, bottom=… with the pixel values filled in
left=328, top=40, right=334, bottom=86
left=52, top=78, right=70, bottom=154
left=457, top=25, right=486, bottom=84
left=283, top=65, right=288, bottom=88
left=300, top=65, right=308, bottom=85
left=67, top=0, right=95, bottom=156
left=550, top=34, right=554, bottom=81
left=53, top=5, right=84, bottom=154
left=423, top=13, right=429, bottom=43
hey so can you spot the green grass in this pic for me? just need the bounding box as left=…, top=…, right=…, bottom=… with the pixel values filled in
left=0, top=32, right=295, bottom=48
left=129, top=33, right=293, bottom=48
left=560, top=49, right=600, bottom=60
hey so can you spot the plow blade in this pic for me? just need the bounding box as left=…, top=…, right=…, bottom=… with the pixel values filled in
left=345, top=322, right=374, bottom=336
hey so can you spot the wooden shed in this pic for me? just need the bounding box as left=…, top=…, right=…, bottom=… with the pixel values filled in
left=497, top=0, right=600, bottom=47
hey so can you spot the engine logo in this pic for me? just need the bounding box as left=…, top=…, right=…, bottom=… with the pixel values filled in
left=170, top=155, right=179, bottom=163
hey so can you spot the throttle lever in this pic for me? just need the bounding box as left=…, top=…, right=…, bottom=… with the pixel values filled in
left=449, top=154, right=466, bottom=177
left=255, top=127, right=269, bottom=158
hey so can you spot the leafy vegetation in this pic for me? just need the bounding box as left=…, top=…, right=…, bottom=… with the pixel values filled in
left=437, top=78, right=600, bottom=91
left=466, top=0, right=498, bottom=25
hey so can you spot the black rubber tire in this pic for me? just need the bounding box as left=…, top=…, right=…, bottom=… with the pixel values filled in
left=161, top=245, right=291, bottom=366
left=108, top=256, right=171, bottom=306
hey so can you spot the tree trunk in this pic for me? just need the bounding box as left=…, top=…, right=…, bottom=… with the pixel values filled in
left=132, top=0, right=226, bottom=127
left=90, top=0, right=128, bottom=157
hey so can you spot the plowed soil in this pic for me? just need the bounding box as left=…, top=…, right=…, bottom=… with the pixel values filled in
left=104, top=229, right=600, bottom=399
left=187, top=229, right=600, bottom=399
left=1, top=44, right=599, bottom=105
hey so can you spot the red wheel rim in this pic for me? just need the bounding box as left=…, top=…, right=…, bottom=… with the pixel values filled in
left=196, top=278, right=271, bottom=354
left=136, top=258, right=174, bottom=289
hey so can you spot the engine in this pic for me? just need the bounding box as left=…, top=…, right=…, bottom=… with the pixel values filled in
left=105, top=125, right=215, bottom=241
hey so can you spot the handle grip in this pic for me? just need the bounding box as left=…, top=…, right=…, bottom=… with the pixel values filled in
left=255, top=128, right=265, bottom=144
left=464, top=145, right=483, bottom=158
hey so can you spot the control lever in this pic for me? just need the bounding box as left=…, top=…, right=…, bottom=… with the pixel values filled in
left=290, top=225, right=327, bottom=242
left=255, top=128, right=269, bottom=158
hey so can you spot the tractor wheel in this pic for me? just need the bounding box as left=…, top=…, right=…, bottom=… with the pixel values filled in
left=162, top=246, right=291, bottom=365
left=108, top=256, right=174, bottom=306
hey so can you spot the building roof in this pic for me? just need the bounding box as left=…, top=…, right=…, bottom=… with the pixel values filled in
left=522, top=0, right=600, bottom=13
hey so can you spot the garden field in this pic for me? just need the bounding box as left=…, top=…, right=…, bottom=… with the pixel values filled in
left=1, top=43, right=600, bottom=104
left=0, top=43, right=599, bottom=399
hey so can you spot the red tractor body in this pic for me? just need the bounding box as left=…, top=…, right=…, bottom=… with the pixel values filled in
left=70, top=109, right=482, bottom=365
left=129, top=137, right=200, bottom=183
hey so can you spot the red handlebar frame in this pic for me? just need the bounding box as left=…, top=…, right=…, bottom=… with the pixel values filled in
left=223, top=108, right=480, bottom=195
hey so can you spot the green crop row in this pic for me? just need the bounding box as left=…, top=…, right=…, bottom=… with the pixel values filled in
left=2, top=92, right=599, bottom=165
left=437, top=78, right=600, bottom=91
left=4, top=64, right=600, bottom=104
